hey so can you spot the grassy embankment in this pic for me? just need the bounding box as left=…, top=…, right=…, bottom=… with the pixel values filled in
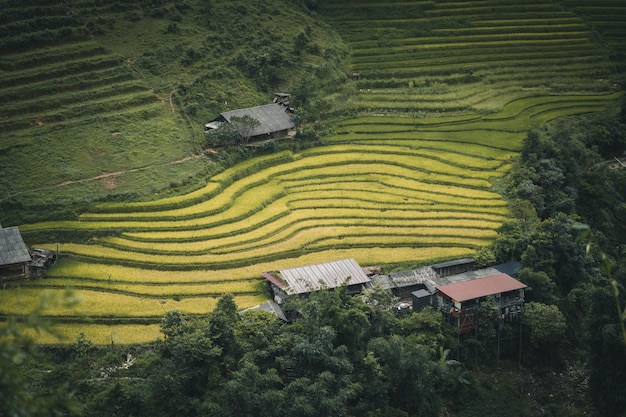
left=1, top=0, right=624, bottom=343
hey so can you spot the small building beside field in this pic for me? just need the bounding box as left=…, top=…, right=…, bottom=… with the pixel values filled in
left=434, top=272, right=526, bottom=334
left=369, top=266, right=439, bottom=299
left=205, top=103, right=295, bottom=142
left=0, top=226, right=31, bottom=279
left=263, top=258, right=372, bottom=306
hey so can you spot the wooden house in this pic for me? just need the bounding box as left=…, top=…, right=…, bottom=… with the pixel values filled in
left=435, top=273, right=526, bottom=334
left=263, top=258, right=371, bottom=306
left=205, top=103, right=295, bottom=142
left=0, top=226, right=31, bottom=279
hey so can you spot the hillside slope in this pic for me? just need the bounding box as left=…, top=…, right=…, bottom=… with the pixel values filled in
left=0, top=0, right=346, bottom=224
left=1, top=0, right=624, bottom=344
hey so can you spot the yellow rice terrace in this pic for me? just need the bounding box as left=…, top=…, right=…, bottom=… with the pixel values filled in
left=0, top=0, right=623, bottom=343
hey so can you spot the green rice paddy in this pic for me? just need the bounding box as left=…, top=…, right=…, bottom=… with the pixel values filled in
left=1, top=0, right=624, bottom=343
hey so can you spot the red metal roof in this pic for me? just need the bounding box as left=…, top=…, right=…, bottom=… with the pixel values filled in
left=436, top=273, right=526, bottom=302
left=262, top=272, right=285, bottom=290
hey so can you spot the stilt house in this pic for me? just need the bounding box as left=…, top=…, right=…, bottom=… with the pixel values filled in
left=435, top=273, right=526, bottom=334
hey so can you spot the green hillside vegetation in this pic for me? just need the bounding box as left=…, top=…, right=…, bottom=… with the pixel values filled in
left=0, top=0, right=625, bottom=347
left=0, top=0, right=348, bottom=223
left=1, top=1, right=626, bottom=416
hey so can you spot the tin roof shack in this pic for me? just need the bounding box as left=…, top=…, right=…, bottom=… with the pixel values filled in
left=205, top=103, right=295, bottom=144
left=435, top=273, right=526, bottom=334
left=0, top=226, right=31, bottom=280
left=369, top=266, right=438, bottom=299
left=263, top=258, right=371, bottom=308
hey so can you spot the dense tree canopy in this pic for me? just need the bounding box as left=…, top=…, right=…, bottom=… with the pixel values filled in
left=494, top=103, right=626, bottom=415
left=28, top=289, right=459, bottom=417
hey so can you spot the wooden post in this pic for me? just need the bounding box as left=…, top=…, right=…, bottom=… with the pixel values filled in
left=457, top=312, right=461, bottom=361
left=519, top=307, right=523, bottom=368
left=497, top=315, right=501, bottom=368
left=475, top=300, right=479, bottom=364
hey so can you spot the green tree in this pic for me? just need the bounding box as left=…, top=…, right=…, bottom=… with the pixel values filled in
left=587, top=283, right=626, bottom=416
left=520, top=213, right=590, bottom=294
left=230, top=115, right=261, bottom=146
left=475, top=246, right=497, bottom=269
left=217, top=361, right=284, bottom=417
left=516, top=267, right=557, bottom=304
left=365, top=335, right=450, bottom=416
left=205, top=122, right=240, bottom=148
left=361, top=283, right=401, bottom=338
left=400, top=307, right=455, bottom=356
left=207, top=294, right=241, bottom=373
left=0, top=292, right=80, bottom=417
left=523, top=302, right=567, bottom=365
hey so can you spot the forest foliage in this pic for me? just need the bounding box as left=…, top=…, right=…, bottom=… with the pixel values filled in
left=2, top=96, right=624, bottom=417
left=3, top=290, right=463, bottom=417
left=2, top=1, right=626, bottom=416
left=489, top=100, right=626, bottom=416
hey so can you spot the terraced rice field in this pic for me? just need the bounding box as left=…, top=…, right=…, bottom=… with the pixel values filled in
left=323, top=0, right=620, bottom=115
left=2, top=0, right=623, bottom=343
left=0, top=1, right=204, bottom=207
left=562, top=0, right=626, bottom=53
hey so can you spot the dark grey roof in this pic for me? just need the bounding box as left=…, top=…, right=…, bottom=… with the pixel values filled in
left=430, top=266, right=509, bottom=290
left=240, top=300, right=288, bottom=321
left=217, top=104, right=295, bottom=137
left=412, top=289, right=431, bottom=298
left=278, top=258, right=371, bottom=295
left=431, top=258, right=475, bottom=269
left=492, top=262, right=521, bottom=277
left=0, top=226, right=31, bottom=266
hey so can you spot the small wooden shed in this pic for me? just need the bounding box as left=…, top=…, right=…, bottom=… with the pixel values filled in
left=0, top=226, right=32, bottom=279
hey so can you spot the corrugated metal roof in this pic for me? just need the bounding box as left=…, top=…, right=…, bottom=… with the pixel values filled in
left=0, top=226, right=31, bottom=266
left=277, top=258, right=370, bottom=295
left=436, top=273, right=526, bottom=303
left=370, top=266, right=438, bottom=291
left=431, top=266, right=503, bottom=288
left=218, top=104, right=295, bottom=137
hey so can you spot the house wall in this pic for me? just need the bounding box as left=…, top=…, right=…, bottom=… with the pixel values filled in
left=0, top=262, right=28, bottom=279
left=432, top=259, right=475, bottom=277
left=436, top=289, right=525, bottom=334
